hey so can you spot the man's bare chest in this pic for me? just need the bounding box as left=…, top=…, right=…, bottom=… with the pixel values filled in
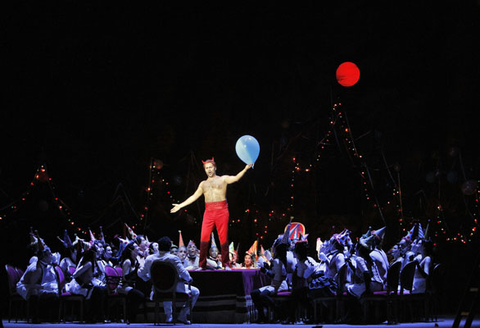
left=204, top=178, right=226, bottom=191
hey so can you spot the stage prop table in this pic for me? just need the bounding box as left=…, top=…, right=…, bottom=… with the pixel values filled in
left=188, top=268, right=269, bottom=323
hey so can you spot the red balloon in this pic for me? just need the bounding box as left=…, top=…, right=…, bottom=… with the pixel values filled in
left=336, top=62, right=360, bottom=87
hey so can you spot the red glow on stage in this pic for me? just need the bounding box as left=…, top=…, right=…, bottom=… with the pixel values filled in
left=336, top=62, right=360, bottom=87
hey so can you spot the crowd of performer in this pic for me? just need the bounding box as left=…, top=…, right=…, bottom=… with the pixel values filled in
left=13, top=220, right=435, bottom=324
left=250, top=221, right=434, bottom=324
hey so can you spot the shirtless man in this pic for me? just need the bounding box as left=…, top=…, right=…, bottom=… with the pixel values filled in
left=171, top=158, right=252, bottom=269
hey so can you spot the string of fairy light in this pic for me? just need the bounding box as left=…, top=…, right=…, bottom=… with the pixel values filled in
left=444, top=183, right=480, bottom=244
left=140, top=158, right=177, bottom=223
left=332, top=103, right=479, bottom=243
left=226, top=102, right=479, bottom=244
left=1, top=108, right=479, bottom=245
left=0, top=164, right=92, bottom=237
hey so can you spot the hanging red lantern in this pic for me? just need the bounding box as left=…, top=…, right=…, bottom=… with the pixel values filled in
left=336, top=62, right=360, bottom=87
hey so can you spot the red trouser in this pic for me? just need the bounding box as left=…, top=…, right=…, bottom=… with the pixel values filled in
left=199, top=200, right=230, bottom=268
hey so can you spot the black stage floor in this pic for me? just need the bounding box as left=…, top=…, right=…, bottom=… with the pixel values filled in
left=3, top=316, right=480, bottom=328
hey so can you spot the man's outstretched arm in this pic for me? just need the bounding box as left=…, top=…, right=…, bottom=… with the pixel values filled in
left=171, top=184, right=204, bottom=213
left=224, top=164, right=253, bottom=184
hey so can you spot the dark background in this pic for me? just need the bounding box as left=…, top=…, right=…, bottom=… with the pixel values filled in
left=1, top=1, right=480, bottom=315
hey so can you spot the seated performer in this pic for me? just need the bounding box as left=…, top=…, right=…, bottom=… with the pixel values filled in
left=411, top=237, right=433, bottom=294
left=347, top=234, right=384, bottom=298
left=283, top=240, right=320, bottom=324
left=184, top=240, right=200, bottom=270
left=170, top=244, right=179, bottom=256
left=308, top=231, right=347, bottom=301
left=116, top=242, right=145, bottom=323
left=206, top=233, right=223, bottom=269
left=138, top=242, right=160, bottom=299
left=242, top=252, right=257, bottom=269
left=17, top=232, right=59, bottom=323
left=92, top=240, right=108, bottom=285
left=388, top=242, right=405, bottom=267
left=229, top=242, right=242, bottom=268
left=251, top=236, right=289, bottom=323
left=400, top=223, right=422, bottom=270
left=178, top=245, right=187, bottom=267
left=257, top=245, right=272, bottom=268
left=57, top=230, right=77, bottom=281
left=315, top=237, right=331, bottom=273
left=67, top=247, right=107, bottom=323
left=368, top=227, right=389, bottom=290
left=147, top=241, right=159, bottom=256
left=344, top=234, right=384, bottom=324
left=103, top=244, right=114, bottom=267
left=153, top=236, right=200, bottom=324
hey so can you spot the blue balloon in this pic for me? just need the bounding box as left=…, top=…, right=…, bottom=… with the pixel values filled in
left=235, top=135, right=260, bottom=165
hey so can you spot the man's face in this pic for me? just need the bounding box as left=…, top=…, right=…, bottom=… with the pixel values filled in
left=389, top=244, right=400, bottom=257
left=187, top=244, right=197, bottom=257
left=244, top=254, right=253, bottom=266
left=178, top=246, right=187, bottom=260
left=209, top=247, right=218, bottom=258
left=204, top=163, right=216, bottom=178
left=105, top=246, right=113, bottom=260
left=95, top=243, right=105, bottom=257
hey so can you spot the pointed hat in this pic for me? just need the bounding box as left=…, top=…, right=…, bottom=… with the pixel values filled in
left=178, top=230, right=185, bottom=247
left=362, top=226, right=373, bottom=239
left=247, top=240, right=258, bottom=258
left=300, top=233, right=309, bottom=241
left=401, top=225, right=415, bottom=243
left=417, top=223, right=425, bottom=240
left=282, top=218, right=293, bottom=244
left=88, top=227, right=96, bottom=245
left=334, top=229, right=351, bottom=247
left=372, top=226, right=386, bottom=241
left=99, top=226, right=105, bottom=242
left=359, top=234, right=375, bottom=251
left=260, top=244, right=266, bottom=255
left=124, top=223, right=137, bottom=239
left=402, top=222, right=422, bottom=243
left=259, top=244, right=270, bottom=263
left=114, top=234, right=130, bottom=245
left=29, top=227, right=38, bottom=246
left=424, top=222, right=431, bottom=241
left=34, top=230, right=45, bottom=251
left=229, top=241, right=236, bottom=255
